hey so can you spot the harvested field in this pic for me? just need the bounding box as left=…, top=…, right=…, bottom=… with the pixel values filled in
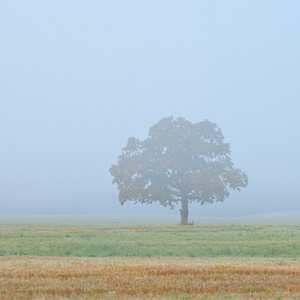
left=0, top=257, right=299, bottom=299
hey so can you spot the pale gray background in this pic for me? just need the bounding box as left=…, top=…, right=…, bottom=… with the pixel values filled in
left=1, top=1, right=299, bottom=216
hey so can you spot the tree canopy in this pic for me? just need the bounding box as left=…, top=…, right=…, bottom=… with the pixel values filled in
left=109, top=116, right=248, bottom=225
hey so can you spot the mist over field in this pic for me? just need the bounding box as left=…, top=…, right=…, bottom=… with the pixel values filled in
left=1, top=1, right=299, bottom=217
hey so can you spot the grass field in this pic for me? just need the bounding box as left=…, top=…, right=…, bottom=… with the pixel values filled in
left=0, top=216, right=300, bottom=299
left=1, top=224, right=299, bottom=257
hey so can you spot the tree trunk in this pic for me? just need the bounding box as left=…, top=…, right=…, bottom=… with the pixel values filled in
left=179, top=194, right=189, bottom=225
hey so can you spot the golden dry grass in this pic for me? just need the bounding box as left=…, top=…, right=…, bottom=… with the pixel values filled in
left=0, top=257, right=299, bottom=299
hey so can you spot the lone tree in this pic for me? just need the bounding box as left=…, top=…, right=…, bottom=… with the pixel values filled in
left=109, top=116, right=248, bottom=225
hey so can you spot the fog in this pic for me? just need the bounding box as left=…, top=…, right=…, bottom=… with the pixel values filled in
left=1, top=1, right=299, bottom=217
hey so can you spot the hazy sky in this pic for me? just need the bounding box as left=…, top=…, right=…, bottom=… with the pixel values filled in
left=1, top=1, right=299, bottom=216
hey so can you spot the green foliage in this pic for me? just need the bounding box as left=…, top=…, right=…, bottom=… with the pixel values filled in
left=110, top=117, right=248, bottom=224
